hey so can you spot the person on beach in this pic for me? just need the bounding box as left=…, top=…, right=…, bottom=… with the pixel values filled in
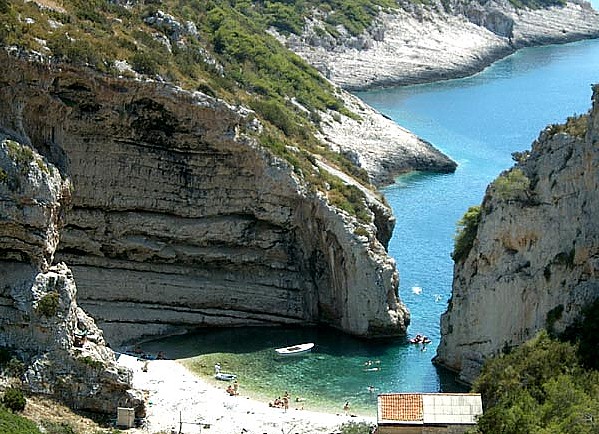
left=214, top=363, right=221, bottom=374
left=282, top=394, right=289, bottom=412
left=343, top=401, right=350, bottom=415
left=233, top=379, right=239, bottom=395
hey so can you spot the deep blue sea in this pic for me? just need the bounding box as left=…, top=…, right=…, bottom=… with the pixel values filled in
left=139, top=38, right=599, bottom=415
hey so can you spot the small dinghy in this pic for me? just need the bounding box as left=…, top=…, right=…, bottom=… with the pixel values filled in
left=215, top=372, right=236, bottom=381
left=275, top=342, right=315, bottom=356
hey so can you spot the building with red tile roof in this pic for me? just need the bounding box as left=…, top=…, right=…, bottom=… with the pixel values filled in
left=377, top=393, right=483, bottom=434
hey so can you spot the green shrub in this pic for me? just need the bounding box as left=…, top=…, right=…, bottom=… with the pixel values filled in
left=36, top=292, right=59, bottom=318
left=6, top=141, right=34, bottom=171
left=0, top=0, right=9, bottom=14
left=78, top=356, right=104, bottom=370
left=130, top=51, right=160, bottom=76
left=452, top=205, right=481, bottom=262
left=0, top=405, right=40, bottom=433
left=5, top=358, right=25, bottom=378
left=547, top=114, right=588, bottom=139
left=41, top=420, right=76, bottom=434
left=508, top=0, right=566, bottom=9
left=474, top=332, right=599, bottom=434
left=327, top=183, right=371, bottom=223
left=492, top=168, right=531, bottom=202
left=47, top=33, right=103, bottom=69
left=339, top=421, right=372, bottom=434
left=354, top=226, right=370, bottom=237
left=2, top=388, right=26, bottom=413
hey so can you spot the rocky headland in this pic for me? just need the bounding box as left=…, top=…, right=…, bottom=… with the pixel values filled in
left=435, top=86, right=599, bottom=384
left=278, top=0, right=599, bottom=89
left=0, top=136, right=143, bottom=415
left=0, top=50, right=420, bottom=350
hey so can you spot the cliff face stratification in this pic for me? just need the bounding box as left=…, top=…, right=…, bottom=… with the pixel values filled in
left=435, top=87, right=599, bottom=384
left=0, top=51, right=410, bottom=347
left=0, top=136, right=143, bottom=414
left=280, top=0, right=599, bottom=89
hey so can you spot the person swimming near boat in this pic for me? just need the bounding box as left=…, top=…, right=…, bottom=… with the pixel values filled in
left=410, top=334, right=432, bottom=344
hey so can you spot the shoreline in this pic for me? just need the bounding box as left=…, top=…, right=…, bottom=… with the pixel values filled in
left=344, top=33, right=599, bottom=92
left=287, top=3, right=599, bottom=92
left=117, top=354, right=375, bottom=434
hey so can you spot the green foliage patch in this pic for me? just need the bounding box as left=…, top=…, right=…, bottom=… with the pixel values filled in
left=78, top=356, right=105, bottom=370
left=36, top=292, right=59, bottom=318
left=2, top=388, right=26, bottom=413
left=562, top=298, right=599, bottom=371
left=339, top=421, right=373, bottom=434
left=0, top=405, right=40, bottom=434
left=474, top=331, right=599, bottom=434
left=547, top=113, right=589, bottom=139
left=492, top=168, right=531, bottom=202
left=0, top=0, right=378, bottom=220
left=41, top=420, right=76, bottom=434
left=508, top=0, right=566, bottom=9
left=452, top=205, right=481, bottom=262
left=5, top=141, right=34, bottom=171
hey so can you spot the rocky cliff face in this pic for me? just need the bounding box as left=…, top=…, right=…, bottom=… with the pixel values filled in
left=0, top=51, right=410, bottom=347
left=279, top=0, right=599, bottom=89
left=0, top=136, right=143, bottom=414
left=435, top=87, right=599, bottom=384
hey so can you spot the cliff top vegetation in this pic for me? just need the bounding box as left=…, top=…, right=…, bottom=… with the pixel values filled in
left=0, top=0, right=387, bottom=220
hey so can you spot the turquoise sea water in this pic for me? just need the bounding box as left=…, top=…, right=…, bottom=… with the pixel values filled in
left=139, top=38, right=599, bottom=415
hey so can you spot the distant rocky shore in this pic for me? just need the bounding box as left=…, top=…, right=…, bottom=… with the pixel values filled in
left=278, top=0, right=599, bottom=90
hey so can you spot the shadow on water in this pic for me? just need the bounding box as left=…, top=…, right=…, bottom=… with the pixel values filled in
left=138, top=325, right=408, bottom=360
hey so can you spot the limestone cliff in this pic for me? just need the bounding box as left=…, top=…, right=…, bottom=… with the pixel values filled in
left=0, top=51, right=410, bottom=347
left=278, top=0, right=599, bottom=89
left=0, top=137, right=143, bottom=414
left=435, top=87, right=599, bottom=384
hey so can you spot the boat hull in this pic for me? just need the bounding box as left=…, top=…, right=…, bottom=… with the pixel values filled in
left=275, top=342, right=315, bottom=356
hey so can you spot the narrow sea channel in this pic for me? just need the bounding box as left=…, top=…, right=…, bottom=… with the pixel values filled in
left=138, top=38, right=599, bottom=416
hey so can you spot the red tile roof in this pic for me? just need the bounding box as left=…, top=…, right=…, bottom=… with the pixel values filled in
left=379, top=393, right=423, bottom=422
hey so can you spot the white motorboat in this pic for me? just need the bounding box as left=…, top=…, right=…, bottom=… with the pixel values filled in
left=215, top=372, right=236, bottom=381
left=275, top=342, right=315, bottom=356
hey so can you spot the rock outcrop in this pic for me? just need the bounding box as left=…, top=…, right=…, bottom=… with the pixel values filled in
left=435, top=86, right=599, bottom=384
left=279, top=0, right=599, bottom=90
left=0, top=51, right=410, bottom=347
left=0, top=137, right=143, bottom=414
left=319, top=91, right=457, bottom=186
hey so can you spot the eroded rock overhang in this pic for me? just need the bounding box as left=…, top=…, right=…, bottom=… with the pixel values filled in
left=1, top=51, right=410, bottom=346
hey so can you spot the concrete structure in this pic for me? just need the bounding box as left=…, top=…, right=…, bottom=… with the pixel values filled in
left=377, top=393, right=483, bottom=434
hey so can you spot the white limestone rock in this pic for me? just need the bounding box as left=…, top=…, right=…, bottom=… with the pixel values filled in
left=435, top=86, right=599, bottom=384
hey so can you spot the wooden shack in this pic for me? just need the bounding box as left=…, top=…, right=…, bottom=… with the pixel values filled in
left=377, top=393, right=483, bottom=434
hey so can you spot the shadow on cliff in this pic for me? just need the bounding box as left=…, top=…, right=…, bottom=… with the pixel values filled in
left=132, top=326, right=408, bottom=360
